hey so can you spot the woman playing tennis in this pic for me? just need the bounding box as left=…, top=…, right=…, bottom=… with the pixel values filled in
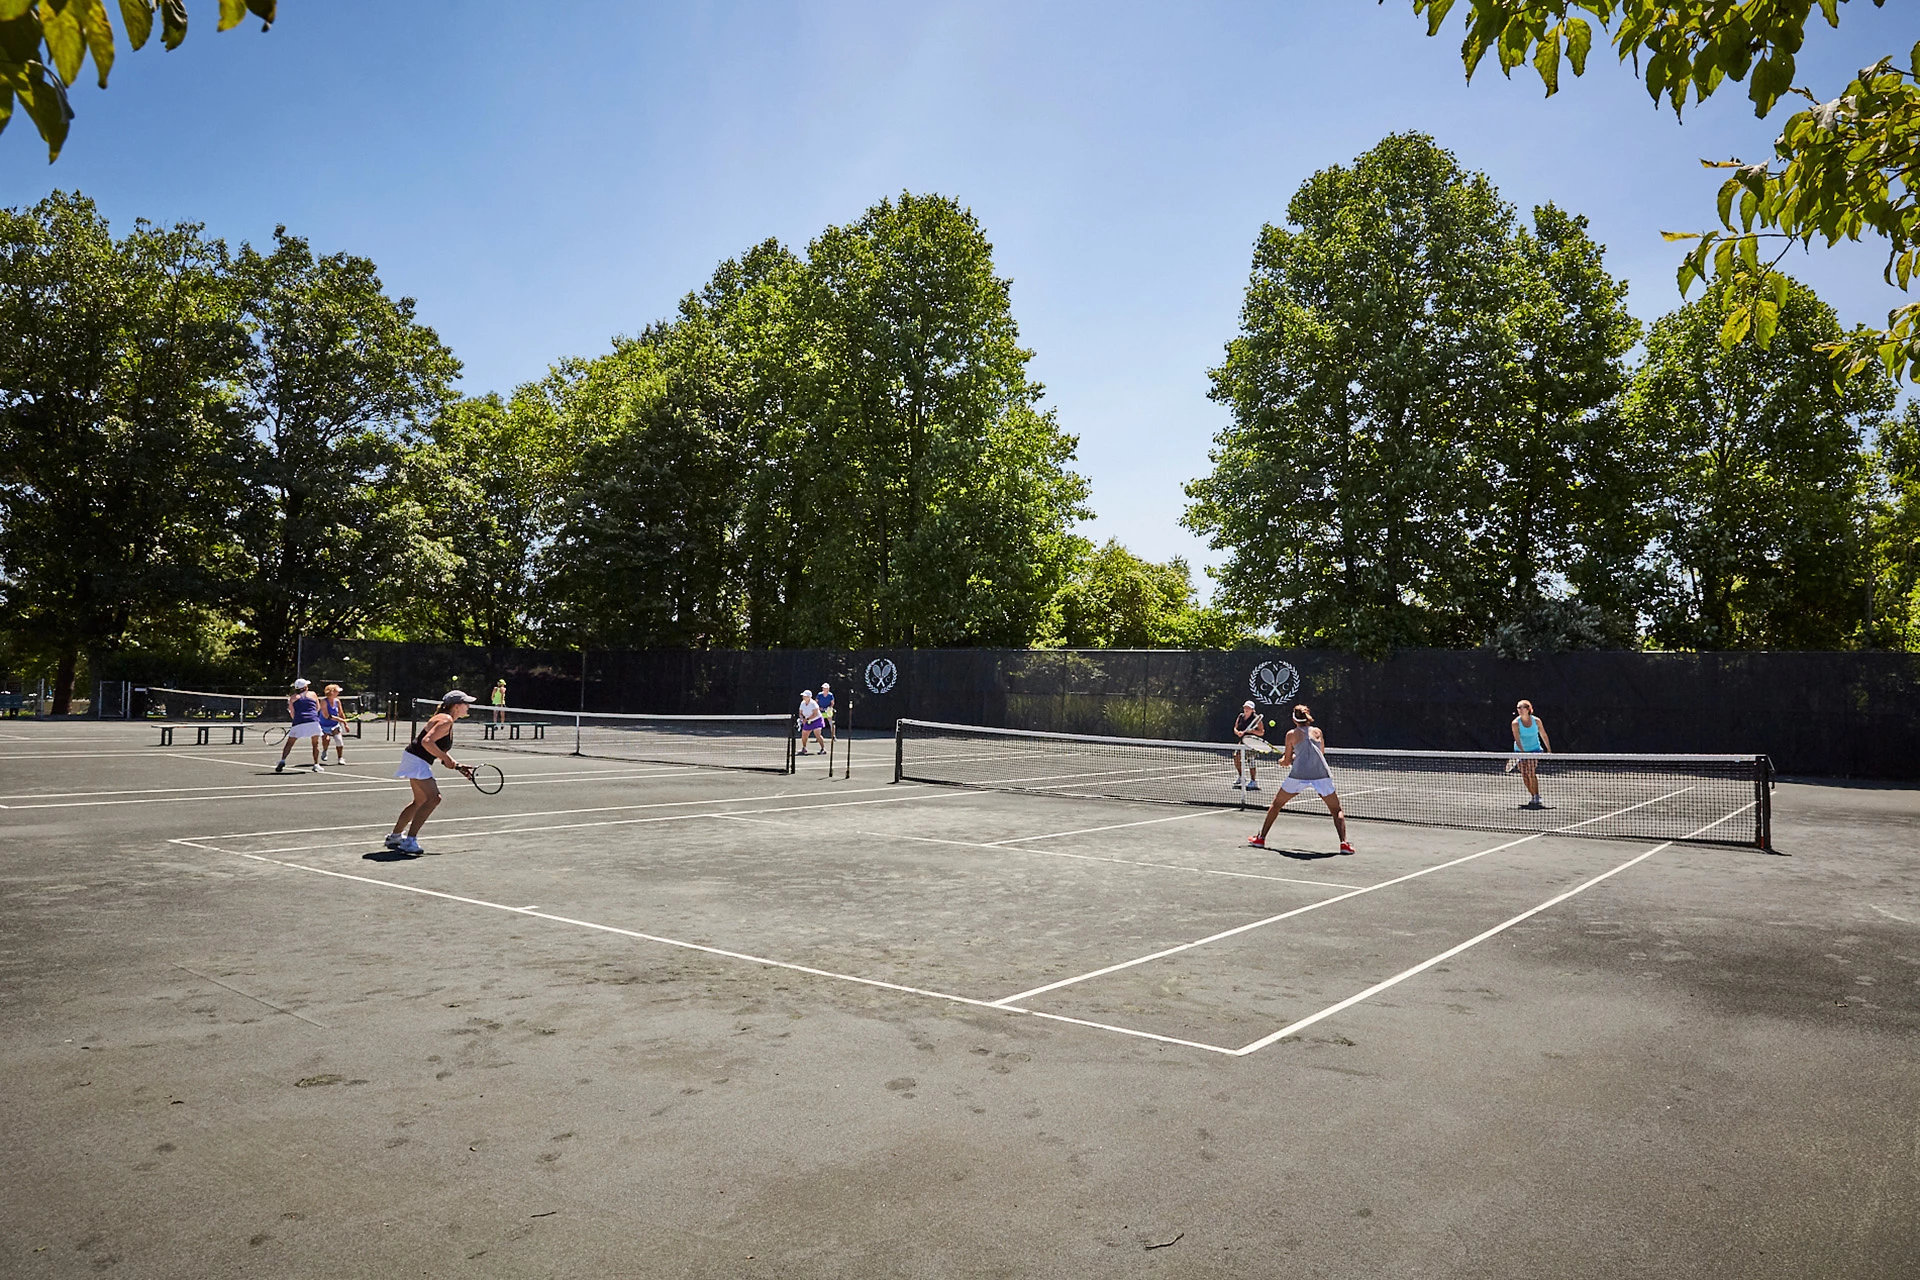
left=387, top=690, right=477, bottom=855
left=797, top=689, right=825, bottom=756
left=1511, top=699, right=1552, bottom=809
left=319, top=683, right=350, bottom=765
left=1248, top=704, right=1353, bottom=854
left=1232, top=699, right=1264, bottom=791
left=274, top=678, right=327, bottom=773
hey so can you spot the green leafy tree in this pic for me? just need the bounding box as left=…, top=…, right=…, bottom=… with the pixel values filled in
left=1473, top=203, right=1647, bottom=649
left=228, top=229, right=461, bottom=675
left=0, top=191, right=252, bottom=710
left=1866, top=401, right=1920, bottom=647
left=1047, top=539, right=1202, bottom=648
left=1399, top=0, right=1919, bottom=380
left=2, top=0, right=276, bottom=162
left=1628, top=274, right=1896, bottom=648
left=1188, top=134, right=1635, bottom=654
left=790, top=194, right=1088, bottom=647
left=542, top=317, right=753, bottom=648
left=397, top=385, right=583, bottom=649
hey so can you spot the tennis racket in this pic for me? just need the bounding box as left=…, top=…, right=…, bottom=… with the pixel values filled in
left=262, top=725, right=287, bottom=745
left=464, top=763, right=504, bottom=795
left=1504, top=753, right=1520, bottom=773
left=1239, top=735, right=1278, bottom=755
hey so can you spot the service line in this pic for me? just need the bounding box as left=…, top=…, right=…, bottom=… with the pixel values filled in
left=991, top=786, right=1701, bottom=1007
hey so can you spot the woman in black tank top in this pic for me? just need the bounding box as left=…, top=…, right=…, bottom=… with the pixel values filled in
left=387, top=691, right=476, bottom=855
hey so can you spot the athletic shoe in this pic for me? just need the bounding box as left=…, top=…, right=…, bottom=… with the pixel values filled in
left=383, top=832, right=405, bottom=850
left=1245, top=781, right=1261, bottom=791
left=1247, top=835, right=1266, bottom=848
left=1232, top=779, right=1246, bottom=789
left=398, top=836, right=422, bottom=855
left=273, top=761, right=285, bottom=774
left=1523, top=797, right=1545, bottom=809
left=312, top=762, right=325, bottom=772
left=1340, top=841, right=1356, bottom=854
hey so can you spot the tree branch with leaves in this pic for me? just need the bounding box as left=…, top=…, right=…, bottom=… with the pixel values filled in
left=1, top=0, right=275, bottom=162
left=1398, top=1, right=1919, bottom=381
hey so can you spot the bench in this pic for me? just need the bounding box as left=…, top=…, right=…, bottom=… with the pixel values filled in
left=159, top=724, right=246, bottom=746
left=0, top=693, right=27, bottom=717
left=483, top=721, right=546, bottom=742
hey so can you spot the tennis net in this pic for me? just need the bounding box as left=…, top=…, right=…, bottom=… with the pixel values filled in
left=417, top=700, right=796, bottom=774
left=145, top=686, right=366, bottom=723
left=893, top=720, right=1772, bottom=849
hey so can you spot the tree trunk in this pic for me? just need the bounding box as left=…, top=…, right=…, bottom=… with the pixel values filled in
left=52, top=648, right=76, bottom=716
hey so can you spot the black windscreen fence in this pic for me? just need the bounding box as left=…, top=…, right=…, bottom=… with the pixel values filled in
left=294, top=640, right=1920, bottom=780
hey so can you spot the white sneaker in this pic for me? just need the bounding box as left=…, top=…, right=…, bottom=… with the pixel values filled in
left=383, top=832, right=405, bottom=850
left=399, top=836, right=423, bottom=855
left=1232, top=779, right=1245, bottom=789
left=312, top=762, right=325, bottom=772
left=1246, top=781, right=1261, bottom=791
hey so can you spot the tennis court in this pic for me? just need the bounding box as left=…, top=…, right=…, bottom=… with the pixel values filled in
left=2, top=718, right=1916, bottom=1278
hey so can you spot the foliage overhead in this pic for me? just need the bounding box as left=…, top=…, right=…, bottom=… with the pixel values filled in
left=1, top=0, right=276, bottom=161
left=1399, top=0, right=1920, bottom=381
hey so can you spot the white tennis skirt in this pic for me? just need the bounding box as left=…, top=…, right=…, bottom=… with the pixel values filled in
left=394, top=753, right=435, bottom=780
left=1280, top=776, right=1337, bottom=796
left=287, top=722, right=324, bottom=740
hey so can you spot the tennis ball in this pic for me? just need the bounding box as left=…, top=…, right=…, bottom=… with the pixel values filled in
left=1267, top=718, right=1276, bottom=727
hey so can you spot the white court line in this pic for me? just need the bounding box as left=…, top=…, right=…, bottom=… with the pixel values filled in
left=986, top=809, right=1224, bottom=844
left=1227, top=805, right=1755, bottom=1055
left=989, top=785, right=1703, bottom=1007
left=171, top=837, right=1238, bottom=1056
left=174, top=782, right=914, bottom=842
left=983, top=790, right=1389, bottom=844
left=173, top=788, right=971, bottom=857
left=873, top=831, right=1362, bottom=891
left=0, top=760, right=757, bottom=809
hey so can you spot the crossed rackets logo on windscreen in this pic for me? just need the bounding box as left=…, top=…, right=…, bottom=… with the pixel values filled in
left=864, top=658, right=898, bottom=695
left=1249, top=659, right=1299, bottom=705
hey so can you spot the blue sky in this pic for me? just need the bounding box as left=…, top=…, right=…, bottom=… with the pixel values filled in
left=4, top=1, right=1910, bottom=588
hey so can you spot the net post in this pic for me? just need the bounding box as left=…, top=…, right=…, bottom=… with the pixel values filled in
left=845, top=699, right=852, bottom=780
left=788, top=713, right=798, bottom=775
left=893, top=720, right=904, bottom=783
left=1756, top=755, right=1774, bottom=851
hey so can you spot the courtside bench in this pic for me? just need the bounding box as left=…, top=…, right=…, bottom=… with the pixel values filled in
left=155, top=719, right=368, bottom=747
left=0, top=693, right=27, bottom=717
left=483, top=721, right=546, bottom=741
left=159, top=724, right=247, bottom=746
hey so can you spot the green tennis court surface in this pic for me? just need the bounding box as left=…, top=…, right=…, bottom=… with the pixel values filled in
left=2, top=721, right=1915, bottom=1277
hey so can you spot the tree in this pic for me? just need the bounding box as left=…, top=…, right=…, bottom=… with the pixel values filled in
left=396, top=384, right=583, bottom=650
left=1187, top=134, right=1637, bottom=654
left=0, top=191, right=251, bottom=710
left=1047, top=540, right=1201, bottom=648
left=789, top=193, right=1088, bottom=647
left=1628, top=274, right=1896, bottom=648
left=1399, top=1, right=1919, bottom=381
left=542, top=318, right=753, bottom=648
left=227, top=228, right=460, bottom=675
left=1472, top=203, right=1646, bottom=649
left=1866, top=402, right=1920, bottom=648
left=2, top=0, right=277, bottom=162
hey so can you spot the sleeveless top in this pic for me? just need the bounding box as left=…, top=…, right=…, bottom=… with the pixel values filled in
left=320, top=696, right=344, bottom=727
left=406, top=716, right=452, bottom=763
left=1515, top=716, right=1544, bottom=751
left=1234, top=709, right=1261, bottom=738
left=289, top=692, right=320, bottom=726
left=1288, top=723, right=1331, bottom=781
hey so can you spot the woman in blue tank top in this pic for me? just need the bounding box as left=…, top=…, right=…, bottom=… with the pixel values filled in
left=1510, top=699, right=1552, bottom=809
